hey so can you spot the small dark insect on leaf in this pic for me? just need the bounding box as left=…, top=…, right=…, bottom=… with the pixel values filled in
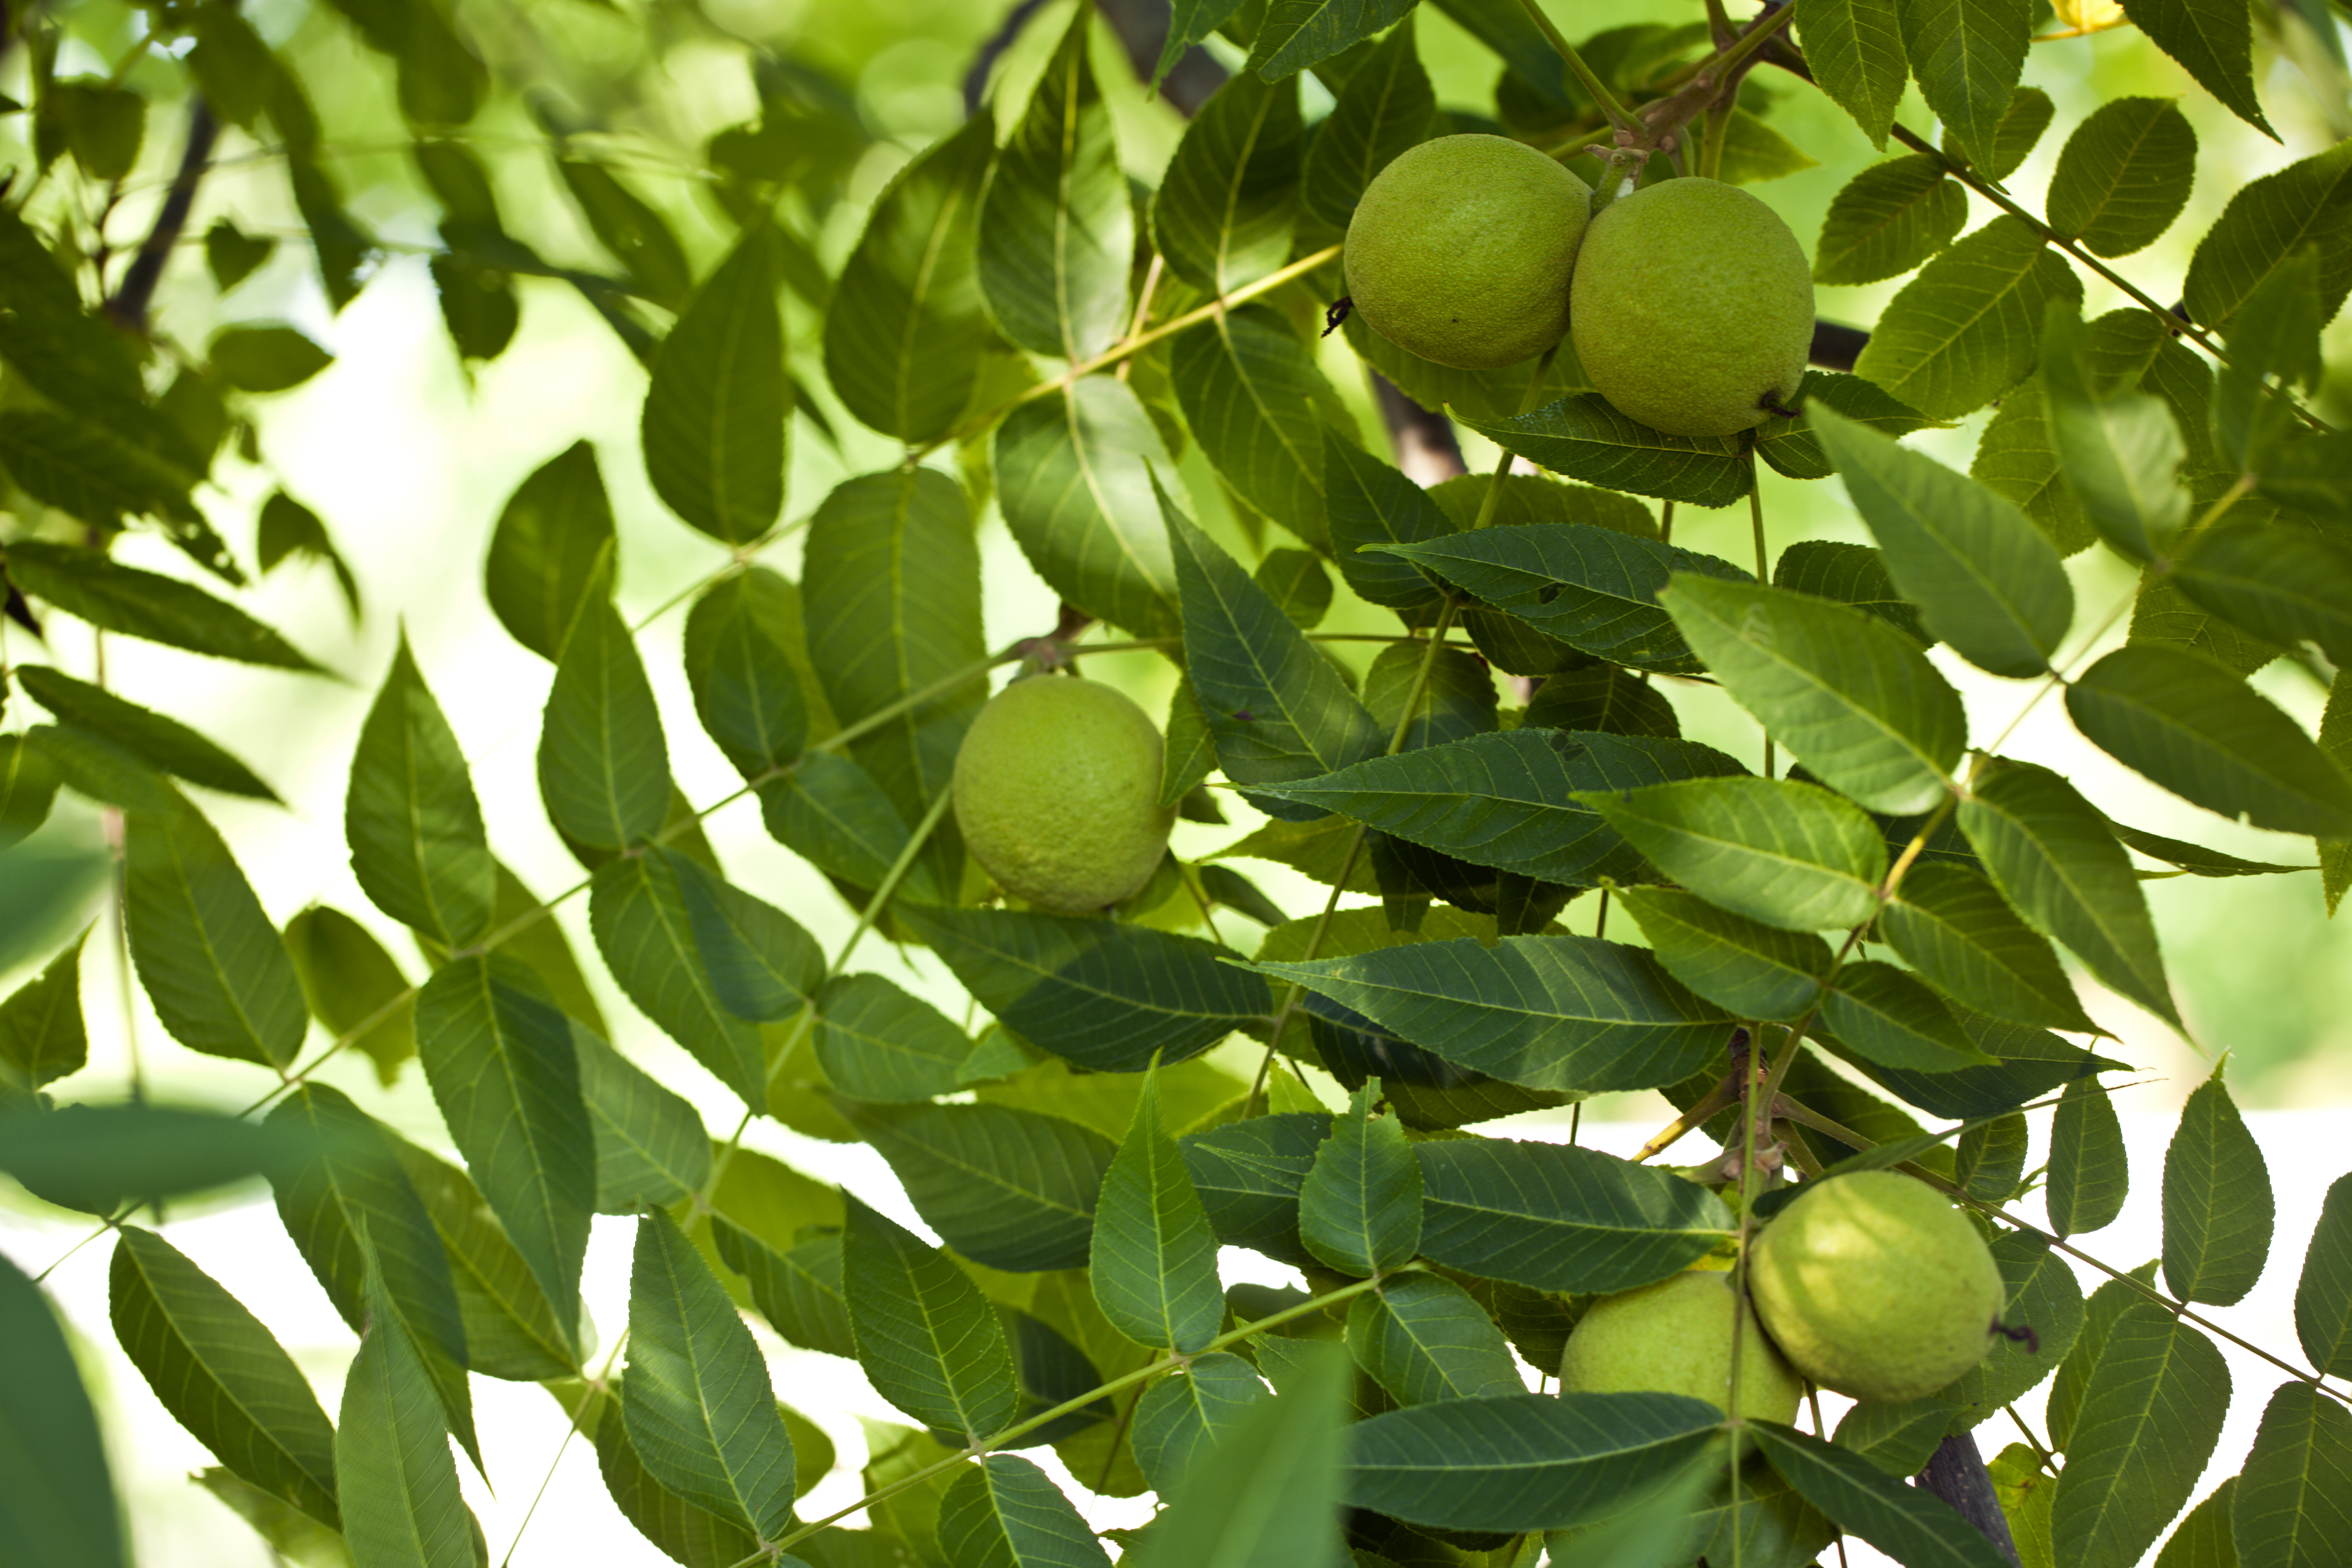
left=1758, top=391, right=1800, bottom=418
left=1233, top=709, right=1254, bottom=722
left=1323, top=297, right=1353, bottom=337
left=1536, top=583, right=1561, bottom=604
left=1996, top=1320, right=2040, bottom=1354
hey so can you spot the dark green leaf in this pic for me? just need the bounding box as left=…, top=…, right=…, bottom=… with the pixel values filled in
left=206, top=218, right=276, bottom=291
left=901, top=904, right=1270, bottom=1074
left=1749, top=1421, right=2015, bottom=1568
left=642, top=225, right=787, bottom=545
left=1299, top=1080, right=1422, bottom=1276
left=625, top=1209, right=797, bottom=1540
left=577, top=1025, right=712, bottom=1212
left=2171, top=526, right=2352, bottom=669
left=825, top=116, right=995, bottom=445
left=1298, top=18, right=1434, bottom=248
left=1453, top=395, right=1752, bottom=508
left=714, top=1222, right=853, bottom=1359
left=1798, top=0, right=1907, bottom=145
left=841, top=1101, right=1114, bottom=1273
left=124, top=794, right=307, bottom=1069
left=1260, top=933, right=1733, bottom=1094
left=1901, top=0, right=2029, bottom=175
left=1939, top=1229, right=2085, bottom=1425
left=1346, top=1391, right=1722, bottom=1532
left=335, top=1246, right=476, bottom=1568
left=2162, top=1070, right=2275, bottom=1306
left=1525, top=665, right=1685, bottom=738
left=0, top=1103, right=320, bottom=1214
left=558, top=160, right=691, bottom=307
left=4, top=541, right=320, bottom=673
left=2049, top=1076, right=2130, bottom=1238
left=669, top=851, right=823, bottom=1026
left=1414, top=1137, right=1732, bottom=1292
left=1813, top=156, right=1968, bottom=284
left=978, top=11, right=1131, bottom=361
left=1959, top=760, right=2179, bottom=1026
left=2154, top=1478, right=2235, bottom=1568
left=1155, top=69, right=1303, bottom=292
left=2067, top=645, right=2352, bottom=837
left=2295, top=1173, right=2352, bottom=1378
left=1877, top=861, right=2096, bottom=1031
left=1324, top=433, right=1453, bottom=615
left=1090, top=1068, right=1224, bottom=1352
left=588, top=1385, right=758, bottom=1568
left=937, top=1453, right=1112, bottom=1568
left=0, top=735, right=60, bottom=853
left=387, top=1136, right=576, bottom=1380
left=2217, top=250, right=2325, bottom=472
left=2046, top=98, right=2200, bottom=257
left=413, top=955, right=593, bottom=1354
left=209, top=324, right=333, bottom=392
left=2182, top=139, right=2352, bottom=329
left=2233, top=1382, right=2352, bottom=1568
left=815, top=974, right=972, bottom=1104
left=0, top=931, right=87, bottom=1092
left=683, top=568, right=816, bottom=777
left=1131, top=1351, right=1269, bottom=1492
left=0, top=1247, right=125, bottom=1568
left=1171, top=306, right=1352, bottom=550
left=1852, top=217, right=2082, bottom=420
left=2050, top=1302, right=2231, bottom=1568
left=2120, top=0, right=2275, bottom=139
left=1809, top=405, right=2073, bottom=676
left=590, top=850, right=769, bottom=1109
left=1661, top=574, right=1964, bottom=815
left=111, top=1228, right=340, bottom=1529
left=346, top=636, right=496, bottom=948
left=841, top=1194, right=1021, bottom=1441
left=483, top=441, right=616, bottom=664
left=1180, top=1113, right=1328, bottom=1266
left=995, top=378, right=1185, bottom=639
left=1834, top=1396, right=1963, bottom=1476
left=758, top=750, right=940, bottom=903
left=1126, top=1341, right=1348, bottom=1568
left=2040, top=304, right=2189, bottom=562
left=1246, top=0, right=1416, bottom=78
left=1616, top=886, right=1834, bottom=1021
left=1344, top=1274, right=1522, bottom=1406
left=1822, top=960, right=1997, bottom=1070
left=1583, top=775, right=1887, bottom=931
left=539, top=582, right=671, bottom=854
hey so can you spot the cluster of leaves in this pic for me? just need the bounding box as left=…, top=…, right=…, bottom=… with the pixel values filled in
left=5, top=0, right=2352, bottom=1565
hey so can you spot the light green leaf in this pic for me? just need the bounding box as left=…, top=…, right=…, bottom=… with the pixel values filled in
left=1958, top=760, right=2179, bottom=1026
left=802, top=469, right=987, bottom=847
left=387, top=1137, right=578, bottom=1382
left=483, top=441, right=616, bottom=663
left=1798, top=0, right=1907, bottom=146
left=590, top=850, right=769, bottom=1108
left=682, top=568, right=815, bottom=779
left=1, top=1247, right=126, bottom=1568
left=1452, top=395, right=1751, bottom=508
left=1822, top=960, right=1998, bottom=1070
left=841, top=1101, right=1114, bottom=1274
left=1938, top=1229, right=2086, bottom=1426
left=557, top=158, right=690, bottom=307
left=978, top=10, right=1130, bottom=361
left=1616, top=886, right=1834, bottom=1021
left=1853, top=217, right=2082, bottom=420
left=2050, top=1302, right=2231, bottom=1568
left=4, top=540, right=321, bottom=673
left=1810, top=405, right=2073, bottom=676
left=1345, top=1274, right=1521, bottom=1406
left=823, top=116, right=995, bottom=445
left=2040, top=305, right=2189, bottom=561
left=15, top=666, right=274, bottom=802
left=2045, top=98, right=2199, bottom=257
left=1246, top=728, right=1744, bottom=886
left=1297, top=18, right=1434, bottom=248
left=413, top=955, right=593, bottom=1354
left=1090, top=1068, right=1224, bottom=1351
left=111, top=1228, right=341, bottom=1530
left=1814, top=156, right=1968, bottom=286
left=124, top=793, right=307, bottom=1069
left=209, top=323, right=332, bottom=392
left=1131, top=1352, right=1269, bottom=1492
left=2295, top=1173, right=2352, bottom=1378
left=266, top=1086, right=477, bottom=1469
left=1581, top=775, right=1888, bottom=931
left=1380, top=524, right=1750, bottom=676
left=2067, top=645, right=2352, bottom=838
left=1171, top=305, right=1351, bottom=549
left=2233, top=1382, right=2352, bottom=1568
left=842, top=1195, right=1021, bottom=1442
left=642, top=225, right=787, bottom=546
left=2154, top=1478, right=2236, bottom=1568
left=2172, top=527, right=2352, bottom=670
left=2162, top=1070, right=2275, bottom=1306
left=901, top=903, right=1271, bottom=1074
left=1258, top=934, right=1733, bottom=1095
left=994, top=377, right=1184, bottom=639
left=1127, top=1342, right=1349, bottom=1568
left=0, top=930, right=88, bottom=1093
left=1661, top=574, right=1964, bottom=815
left=1154, top=69, right=1303, bottom=293
left=2324, top=671, right=2351, bottom=917
left=335, top=1251, right=476, bottom=1568
left=346, top=637, right=496, bottom=948
left=1878, top=861, right=2095, bottom=1031
left=1899, top=0, right=2027, bottom=178
left=624, top=1209, right=796, bottom=1541
left=1945, top=82, right=2054, bottom=183
left=668, top=852, right=824, bottom=1029
left=2120, top=0, right=2275, bottom=139
left=576, top=1025, right=711, bottom=1212
left=937, top=1453, right=1113, bottom=1568
left=1299, top=1080, right=1422, bottom=1277
left=1749, top=1421, right=2014, bottom=1568
left=714, top=1222, right=853, bottom=1359
left=1414, top=1137, right=1732, bottom=1292
left=1347, top=1392, right=1723, bottom=1532
left=2049, top=1076, right=2130, bottom=1238
left=537, top=575, right=670, bottom=855
left=815, top=973, right=972, bottom=1104
left=1973, top=381, right=2095, bottom=558
left=757, top=750, right=941, bottom=904
left=2182, top=139, right=2352, bottom=329
left=0, top=735, right=61, bottom=852
left=587, top=1385, right=759, bottom=1568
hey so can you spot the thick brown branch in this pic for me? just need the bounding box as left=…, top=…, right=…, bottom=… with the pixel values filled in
left=105, top=97, right=217, bottom=332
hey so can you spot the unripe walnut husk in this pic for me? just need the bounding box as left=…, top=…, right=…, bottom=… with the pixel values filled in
left=1749, top=1170, right=2005, bottom=1404
left=951, top=676, right=1173, bottom=914
left=1557, top=1267, right=1803, bottom=1425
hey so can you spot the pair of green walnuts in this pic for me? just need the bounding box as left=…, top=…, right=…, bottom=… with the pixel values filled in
left=1343, top=134, right=1816, bottom=439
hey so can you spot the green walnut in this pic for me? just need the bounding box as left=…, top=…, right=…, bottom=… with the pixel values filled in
left=1749, top=1170, right=2005, bottom=1404
left=1344, top=134, right=1592, bottom=371
left=952, top=676, right=1173, bottom=914
left=1569, top=176, right=1813, bottom=438
left=1557, top=1268, right=1803, bottom=1425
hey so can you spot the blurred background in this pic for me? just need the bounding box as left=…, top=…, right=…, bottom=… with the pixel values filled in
left=4, top=0, right=2351, bottom=1560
